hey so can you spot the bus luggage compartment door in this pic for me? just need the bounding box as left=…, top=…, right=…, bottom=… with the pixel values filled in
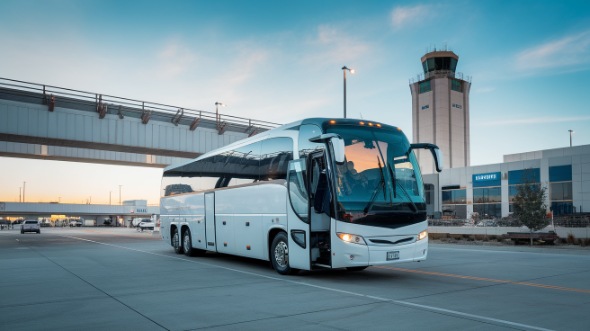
left=205, top=192, right=216, bottom=251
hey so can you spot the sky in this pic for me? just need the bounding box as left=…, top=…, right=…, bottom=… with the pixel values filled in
left=0, top=0, right=589, bottom=205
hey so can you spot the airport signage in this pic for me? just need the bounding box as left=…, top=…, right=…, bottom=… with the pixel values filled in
left=472, top=172, right=501, bottom=187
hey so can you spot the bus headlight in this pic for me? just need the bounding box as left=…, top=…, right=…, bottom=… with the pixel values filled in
left=418, top=230, right=428, bottom=241
left=337, top=232, right=366, bottom=245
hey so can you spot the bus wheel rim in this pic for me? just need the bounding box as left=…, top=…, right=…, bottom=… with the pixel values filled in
left=274, top=241, right=288, bottom=268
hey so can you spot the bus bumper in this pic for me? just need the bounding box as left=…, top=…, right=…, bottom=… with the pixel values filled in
left=331, top=235, right=428, bottom=268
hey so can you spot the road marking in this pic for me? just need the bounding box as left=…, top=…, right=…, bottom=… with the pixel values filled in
left=375, top=266, right=590, bottom=295
left=62, top=234, right=555, bottom=331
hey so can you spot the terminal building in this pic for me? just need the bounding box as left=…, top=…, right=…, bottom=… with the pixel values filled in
left=409, top=49, right=590, bottom=220
left=423, top=145, right=590, bottom=219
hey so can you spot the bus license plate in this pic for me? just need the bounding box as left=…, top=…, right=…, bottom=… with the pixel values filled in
left=387, top=251, right=399, bottom=260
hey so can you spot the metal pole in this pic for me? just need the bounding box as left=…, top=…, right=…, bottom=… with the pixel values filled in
left=342, top=67, right=347, bottom=118
left=23, top=181, right=26, bottom=203
left=569, top=129, right=573, bottom=147
left=119, top=185, right=122, bottom=205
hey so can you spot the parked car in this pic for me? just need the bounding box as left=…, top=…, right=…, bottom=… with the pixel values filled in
left=21, top=220, right=41, bottom=234
left=69, top=220, right=82, bottom=227
left=137, top=219, right=155, bottom=231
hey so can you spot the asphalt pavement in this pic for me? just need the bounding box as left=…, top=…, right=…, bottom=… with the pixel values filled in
left=1, top=227, right=589, bottom=331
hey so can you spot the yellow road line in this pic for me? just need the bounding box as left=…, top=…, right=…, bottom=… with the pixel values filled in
left=376, top=266, right=590, bottom=294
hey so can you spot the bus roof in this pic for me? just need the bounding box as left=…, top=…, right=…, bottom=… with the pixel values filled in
left=163, top=117, right=401, bottom=172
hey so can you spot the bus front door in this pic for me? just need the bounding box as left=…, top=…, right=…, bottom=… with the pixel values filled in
left=307, top=151, right=332, bottom=268
left=286, top=159, right=311, bottom=270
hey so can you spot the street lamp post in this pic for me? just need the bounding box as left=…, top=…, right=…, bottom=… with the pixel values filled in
left=342, top=66, right=355, bottom=118
left=569, top=129, right=574, bottom=147
left=119, top=185, right=122, bottom=205
left=23, top=181, right=26, bottom=203
left=215, top=101, right=225, bottom=124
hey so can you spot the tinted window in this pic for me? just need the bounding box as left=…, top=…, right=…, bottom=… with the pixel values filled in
left=260, top=137, right=294, bottom=180
left=298, top=124, right=324, bottom=158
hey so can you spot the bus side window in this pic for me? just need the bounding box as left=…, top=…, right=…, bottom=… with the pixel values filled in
left=260, top=137, right=294, bottom=180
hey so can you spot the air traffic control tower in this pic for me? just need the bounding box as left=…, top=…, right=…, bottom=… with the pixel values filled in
left=410, top=50, right=471, bottom=174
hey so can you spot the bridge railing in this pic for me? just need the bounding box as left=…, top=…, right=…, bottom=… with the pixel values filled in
left=0, top=77, right=280, bottom=133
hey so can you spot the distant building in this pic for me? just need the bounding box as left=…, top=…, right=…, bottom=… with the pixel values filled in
left=422, top=145, right=590, bottom=219
left=410, top=50, right=472, bottom=174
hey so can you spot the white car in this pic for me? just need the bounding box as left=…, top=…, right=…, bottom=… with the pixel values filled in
left=137, top=220, right=155, bottom=231
left=69, top=220, right=82, bottom=227
left=21, top=220, right=41, bottom=234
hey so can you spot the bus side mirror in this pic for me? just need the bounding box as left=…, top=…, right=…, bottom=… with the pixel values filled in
left=410, top=143, right=443, bottom=173
left=309, top=133, right=345, bottom=164
left=330, top=137, right=345, bottom=164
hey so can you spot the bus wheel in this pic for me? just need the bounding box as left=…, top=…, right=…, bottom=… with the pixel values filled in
left=172, top=231, right=183, bottom=254
left=183, top=230, right=194, bottom=257
left=271, top=232, right=296, bottom=275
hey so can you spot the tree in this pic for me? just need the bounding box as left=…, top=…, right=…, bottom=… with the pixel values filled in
left=512, top=175, right=548, bottom=246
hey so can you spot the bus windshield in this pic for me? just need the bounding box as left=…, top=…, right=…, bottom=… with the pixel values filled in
left=327, top=125, right=426, bottom=227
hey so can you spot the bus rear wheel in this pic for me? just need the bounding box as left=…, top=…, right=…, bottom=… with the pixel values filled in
left=172, top=230, right=183, bottom=254
left=271, top=232, right=297, bottom=275
left=183, top=230, right=194, bottom=256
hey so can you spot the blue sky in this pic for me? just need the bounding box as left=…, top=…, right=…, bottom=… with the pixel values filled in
left=1, top=0, right=589, bottom=204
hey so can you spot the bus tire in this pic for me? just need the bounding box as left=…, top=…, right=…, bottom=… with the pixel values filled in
left=183, top=229, right=194, bottom=256
left=172, top=230, right=183, bottom=254
left=271, top=232, right=297, bottom=275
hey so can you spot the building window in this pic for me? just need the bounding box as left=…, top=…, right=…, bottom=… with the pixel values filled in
left=472, top=171, right=501, bottom=218
left=473, top=187, right=501, bottom=203
left=451, top=79, right=462, bottom=92
left=473, top=204, right=501, bottom=219
left=441, top=188, right=466, bottom=219
left=419, top=80, right=431, bottom=93
left=452, top=103, right=462, bottom=109
left=549, top=165, right=573, bottom=215
left=424, top=184, right=434, bottom=205
left=421, top=104, right=430, bottom=110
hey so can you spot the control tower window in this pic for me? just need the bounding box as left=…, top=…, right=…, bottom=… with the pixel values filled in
left=451, top=79, right=462, bottom=92
left=419, top=80, right=431, bottom=93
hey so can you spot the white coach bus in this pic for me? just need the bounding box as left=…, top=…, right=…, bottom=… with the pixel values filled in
left=160, top=118, right=442, bottom=274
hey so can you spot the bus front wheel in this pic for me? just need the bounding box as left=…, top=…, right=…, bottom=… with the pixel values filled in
left=172, top=230, right=183, bottom=254
left=271, top=232, right=297, bottom=275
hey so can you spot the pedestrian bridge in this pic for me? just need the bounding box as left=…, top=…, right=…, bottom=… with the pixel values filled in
left=0, top=77, right=279, bottom=167
left=0, top=200, right=159, bottom=227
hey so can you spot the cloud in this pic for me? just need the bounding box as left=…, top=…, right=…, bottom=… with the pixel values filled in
left=477, top=115, right=590, bottom=127
left=391, top=5, right=431, bottom=29
left=303, top=24, right=372, bottom=67
left=156, top=39, right=198, bottom=78
left=515, top=30, right=590, bottom=71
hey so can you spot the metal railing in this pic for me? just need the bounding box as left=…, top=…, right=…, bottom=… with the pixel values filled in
left=0, top=77, right=281, bottom=133
left=409, top=71, right=472, bottom=84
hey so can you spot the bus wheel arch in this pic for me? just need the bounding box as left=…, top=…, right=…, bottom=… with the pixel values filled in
left=270, top=231, right=297, bottom=275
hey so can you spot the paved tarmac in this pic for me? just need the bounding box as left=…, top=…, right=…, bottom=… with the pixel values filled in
left=1, top=227, right=589, bottom=331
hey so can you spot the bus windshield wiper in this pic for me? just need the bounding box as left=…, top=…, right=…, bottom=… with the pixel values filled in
left=363, top=157, right=386, bottom=215
left=388, top=164, right=417, bottom=212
